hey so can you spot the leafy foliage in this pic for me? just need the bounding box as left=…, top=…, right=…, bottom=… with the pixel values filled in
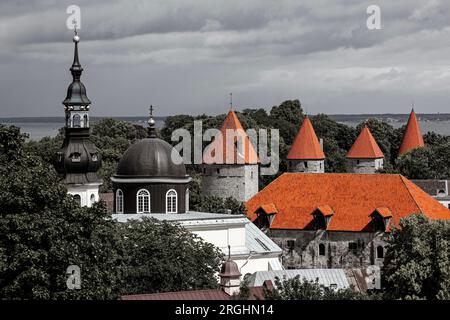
left=382, top=214, right=450, bottom=300
left=118, top=218, right=222, bottom=295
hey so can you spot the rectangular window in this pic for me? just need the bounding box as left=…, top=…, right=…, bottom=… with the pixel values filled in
left=287, top=240, right=295, bottom=250
left=349, top=242, right=358, bottom=254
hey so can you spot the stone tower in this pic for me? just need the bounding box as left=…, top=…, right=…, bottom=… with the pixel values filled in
left=201, top=109, right=259, bottom=202
left=399, top=109, right=425, bottom=156
left=287, top=116, right=325, bottom=173
left=55, top=31, right=102, bottom=207
left=346, top=125, right=384, bottom=173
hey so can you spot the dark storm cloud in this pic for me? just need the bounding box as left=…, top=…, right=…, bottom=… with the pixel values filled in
left=1, top=0, right=450, bottom=117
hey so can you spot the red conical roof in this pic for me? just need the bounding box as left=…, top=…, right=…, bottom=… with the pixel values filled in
left=203, top=110, right=259, bottom=164
left=399, top=109, right=424, bottom=156
left=346, top=125, right=384, bottom=159
left=287, top=117, right=325, bottom=160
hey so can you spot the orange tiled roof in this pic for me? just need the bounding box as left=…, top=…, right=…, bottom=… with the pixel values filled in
left=287, top=117, right=325, bottom=160
left=399, top=109, right=425, bottom=156
left=203, top=110, right=259, bottom=164
left=245, top=173, right=450, bottom=232
left=346, top=125, right=384, bottom=159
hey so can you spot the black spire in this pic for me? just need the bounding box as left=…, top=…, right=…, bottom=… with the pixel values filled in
left=148, top=105, right=157, bottom=138
left=63, top=29, right=91, bottom=107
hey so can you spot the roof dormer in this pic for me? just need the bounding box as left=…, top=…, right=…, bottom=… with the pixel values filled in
left=370, top=207, right=392, bottom=232
left=312, top=205, right=334, bottom=230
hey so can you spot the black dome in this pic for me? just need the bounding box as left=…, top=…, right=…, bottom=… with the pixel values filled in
left=116, top=138, right=187, bottom=177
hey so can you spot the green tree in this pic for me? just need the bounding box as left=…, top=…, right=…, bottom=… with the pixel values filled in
left=119, top=217, right=222, bottom=295
left=0, top=125, right=124, bottom=299
left=382, top=214, right=450, bottom=300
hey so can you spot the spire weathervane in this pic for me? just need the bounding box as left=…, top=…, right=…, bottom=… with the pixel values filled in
left=148, top=105, right=156, bottom=138
left=229, top=93, right=233, bottom=111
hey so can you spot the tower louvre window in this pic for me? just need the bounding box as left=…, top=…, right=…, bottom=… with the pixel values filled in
left=166, top=189, right=178, bottom=213
left=83, top=114, right=89, bottom=128
left=70, top=152, right=81, bottom=162
left=90, top=194, right=96, bottom=205
left=116, top=189, right=124, bottom=213
left=137, top=189, right=150, bottom=213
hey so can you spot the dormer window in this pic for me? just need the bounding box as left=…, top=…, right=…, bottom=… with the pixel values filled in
left=70, top=152, right=81, bottom=162
left=312, top=205, right=334, bottom=230
left=254, top=203, right=278, bottom=230
left=370, top=207, right=392, bottom=232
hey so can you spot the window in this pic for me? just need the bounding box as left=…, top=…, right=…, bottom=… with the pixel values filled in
left=73, top=194, right=81, bottom=206
left=137, top=189, right=150, bottom=213
left=304, top=161, right=308, bottom=168
left=83, top=114, right=89, bottom=128
left=73, top=114, right=81, bottom=127
left=349, top=242, right=358, bottom=254
left=166, top=189, right=177, bottom=213
left=377, top=246, right=384, bottom=259
left=91, top=153, right=98, bottom=161
left=90, top=194, right=96, bottom=205
left=319, top=243, right=326, bottom=256
left=116, top=189, right=123, bottom=213
left=287, top=240, right=295, bottom=250
left=70, top=152, right=81, bottom=162
left=357, top=160, right=360, bottom=165
left=216, top=168, right=220, bottom=174
left=185, top=189, right=189, bottom=212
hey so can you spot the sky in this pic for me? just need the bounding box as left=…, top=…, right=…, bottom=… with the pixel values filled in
left=1, top=0, right=450, bottom=117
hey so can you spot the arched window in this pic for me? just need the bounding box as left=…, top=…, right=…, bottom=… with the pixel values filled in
left=83, top=114, right=89, bottom=128
left=116, top=189, right=123, bottom=213
left=166, top=189, right=177, bottom=213
left=319, top=243, right=326, bottom=256
left=73, top=114, right=81, bottom=127
left=73, top=194, right=81, bottom=206
left=185, top=189, right=189, bottom=212
left=90, top=194, right=96, bottom=205
left=377, top=246, right=384, bottom=259
left=137, top=189, right=150, bottom=213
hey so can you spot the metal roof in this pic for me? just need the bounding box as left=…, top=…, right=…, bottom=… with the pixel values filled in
left=245, top=221, right=282, bottom=254
left=246, top=269, right=350, bottom=290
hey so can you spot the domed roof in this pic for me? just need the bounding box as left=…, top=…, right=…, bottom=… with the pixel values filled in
left=219, top=259, right=241, bottom=278
left=116, top=138, right=187, bottom=177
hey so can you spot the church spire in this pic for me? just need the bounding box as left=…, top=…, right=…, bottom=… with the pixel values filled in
left=63, top=29, right=91, bottom=107
left=148, top=105, right=157, bottom=138
left=399, top=109, right=424, bottom=156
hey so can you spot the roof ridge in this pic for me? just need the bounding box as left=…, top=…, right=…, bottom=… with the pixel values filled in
left=399, top=175, right=424, bottom=214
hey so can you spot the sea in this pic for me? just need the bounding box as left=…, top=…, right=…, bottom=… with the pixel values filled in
left=1, top=117, right=449, bottom=141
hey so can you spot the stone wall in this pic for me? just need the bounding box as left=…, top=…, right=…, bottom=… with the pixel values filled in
left=268, top=229, right=388, bottom=269
left=201, top=164, right=259, bottom=202
left=346, top=158, right=383, bottom=174
left=287, top=159, right=325, bottom=173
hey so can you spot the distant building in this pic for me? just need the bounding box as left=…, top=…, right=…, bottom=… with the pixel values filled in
left=398, top=109, right=425, bottom=156
left=346, top=125, right=384, bottom=174
left=246, top=173, right=450, bottom=269
left=286, top=116, right=325, bottom=173
left=412, top=179, right=450, bottom=209
left=55, top=32, right=102, bottom=207
left=201, top=109, right=259, bottom=202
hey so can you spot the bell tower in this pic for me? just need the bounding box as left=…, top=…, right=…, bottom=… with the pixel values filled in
left=55, top=30, right=102, bottom=207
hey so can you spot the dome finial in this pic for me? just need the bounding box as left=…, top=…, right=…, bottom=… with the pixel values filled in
left=148, top=105, right=156, bottom=138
